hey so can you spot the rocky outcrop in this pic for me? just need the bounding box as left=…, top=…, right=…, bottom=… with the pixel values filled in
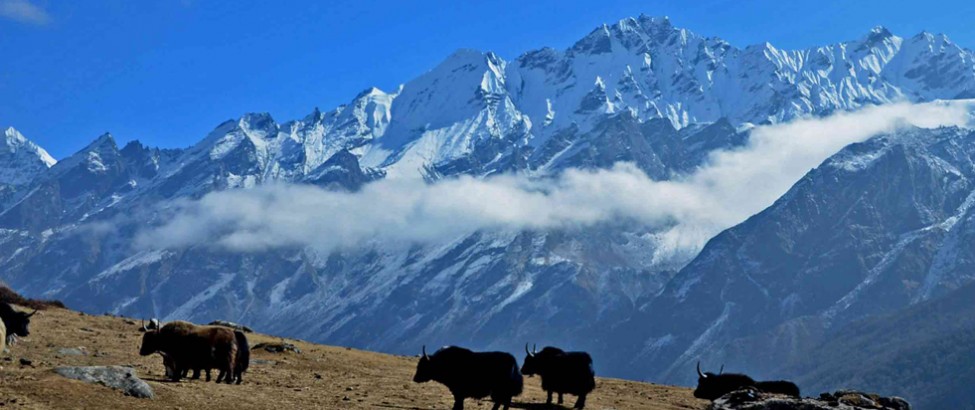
left=709, top=389, right=911, bottom=410
left=55, top=366, right=154, bottom=399
left=208, top=320, right=254, bottom=333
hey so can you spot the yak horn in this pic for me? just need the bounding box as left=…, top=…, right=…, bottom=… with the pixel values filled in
left=421, top=345, right=428, bottom=359
left=719, top=364, right=724, bottom=375
left=533, top=343, right=537, bottom=354
left=142, top=319, right=149, bottom=332
left=525, top=343, right=533, bottom=357
left=697, top=361, right=706, bottom=378
left=26, top=309, right=37, bottom=317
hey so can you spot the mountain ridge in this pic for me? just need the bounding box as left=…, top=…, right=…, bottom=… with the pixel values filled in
left=1, top=16, right=974, bottom=410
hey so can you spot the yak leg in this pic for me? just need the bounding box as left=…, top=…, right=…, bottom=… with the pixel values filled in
left=558, top=393, right=564, bottom=404
left=451, top=395, right=464, bottom=410
left=546, top=391, right=553, bottom=404
left=205, top=369, right=212, bottom=382
left=218, top=365, right=233, bottom=384
left=490, top=394, right=511, bottom=410
left=191, top=369, right=201, bottom=380
left=574, top=394, right=587, bottom=409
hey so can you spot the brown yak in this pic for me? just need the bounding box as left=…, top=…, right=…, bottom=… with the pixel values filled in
left=139, top=320, right=238, bottom=384
left=159, top=328, right=250, bottom=384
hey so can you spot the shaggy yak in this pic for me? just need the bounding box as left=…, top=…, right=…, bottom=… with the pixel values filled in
left=521, top=344, right=596, bottom=409
left=694, top=362, right=801, bottom=400
left=413, top=346, right=523, bottom=410
left=0, top=302, right=36, bottom=351
left=139, top=320, right=249, bottom=384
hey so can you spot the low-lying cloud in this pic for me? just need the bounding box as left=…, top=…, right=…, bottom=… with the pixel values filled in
left=138, top=101, right=974, bottom=257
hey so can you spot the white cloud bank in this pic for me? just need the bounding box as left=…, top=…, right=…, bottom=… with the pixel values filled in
left=0, top=0, right=50, bottom=25
left=138, top=100, right=974, bottom=256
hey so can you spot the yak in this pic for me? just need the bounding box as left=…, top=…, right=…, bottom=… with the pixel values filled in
left=159, top=328, right=249, bottom=384
left=413, top=346, right=523, bottom=410
left=521, top=344, right=595, bottom=409
left=139, top=320, right=241, bottom=384
left=0, top=302, right=36, bottom=349
left=694, top=362, right=800, bottom=400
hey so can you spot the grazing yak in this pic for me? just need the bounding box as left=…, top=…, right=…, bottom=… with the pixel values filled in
left=521, top=344, right=595, bottom=409
left=694, top=362, right=800, bottom=400
left=413, top=346, right=523, bottom=410
left=0, top=302, right=36, bottom=349
left=139, top=320, right=249, bottom=384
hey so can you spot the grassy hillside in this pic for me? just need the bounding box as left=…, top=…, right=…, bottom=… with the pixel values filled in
left=0, top=305, right=707, bottom=409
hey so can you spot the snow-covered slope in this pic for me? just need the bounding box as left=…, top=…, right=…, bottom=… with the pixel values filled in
left=1, top=16, right=975, bottom=389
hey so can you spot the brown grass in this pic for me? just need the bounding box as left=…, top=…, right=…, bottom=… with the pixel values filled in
left=0, top=306, right=708, bottom=410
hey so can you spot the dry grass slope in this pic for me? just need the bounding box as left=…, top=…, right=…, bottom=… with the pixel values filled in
left=0, top=306, right=708, bottom=409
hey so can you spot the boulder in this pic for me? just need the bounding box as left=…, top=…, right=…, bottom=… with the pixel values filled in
left=55, top=366, right=154, bottom=399
left=56, top=347, right=88, bottom=356
left=208, top=320, right=253, bottom=333
left=253, top=342, right=300, bottom=354
left=708, top=389, right=910, bottom=410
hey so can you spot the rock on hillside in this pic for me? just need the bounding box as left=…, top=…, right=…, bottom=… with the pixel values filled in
left=55, top=366, right=154, bottom=399
left=710, top=390, right=911, bottom=410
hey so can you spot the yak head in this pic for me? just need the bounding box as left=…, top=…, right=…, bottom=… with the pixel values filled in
left=0, top=302, right=36, bottom=338
left=521, top=343, right=540, bottom=377
left=694, top=361, right=750, bottom=400
left=522, top=344, right=565, bottom=377
left=139, top=319, right=162, bottom=356
left=413, top=346, right=437, bottom=383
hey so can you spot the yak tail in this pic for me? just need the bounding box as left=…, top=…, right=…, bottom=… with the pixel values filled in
left=234, top=330, right=250, bottom=383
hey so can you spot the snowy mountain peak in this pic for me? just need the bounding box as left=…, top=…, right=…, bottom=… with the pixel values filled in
left=0, top=127, right=56, bottom=187
left=238, top=112, right=278, bottom=136
left=50, top=132, right=121, bottom=175
left=868, top=25, right=894, bottom=39
left=82, top=132, right=119, bottom=155
left=2, top=127, right=56, bottom=168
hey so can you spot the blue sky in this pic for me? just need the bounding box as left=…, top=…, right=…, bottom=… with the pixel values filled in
left=2, top=0, right=973, bottom=158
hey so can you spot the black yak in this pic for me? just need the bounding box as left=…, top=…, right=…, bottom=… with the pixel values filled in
left=413, top=346, right=523, bottom=410
left=694, top=362, right=800, bottom=400
left=139, top=320, right=240, bottom=384
left=521, top=344, right=595, bottom=409
left=0, top=302, right=36, bottom=348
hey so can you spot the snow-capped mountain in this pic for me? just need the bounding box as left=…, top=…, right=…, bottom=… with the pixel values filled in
left=1, top=17, right=975, bottom=404
left=608, top=125, right=975, bottom=407
left=0, top=127, right=56, bottom=206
